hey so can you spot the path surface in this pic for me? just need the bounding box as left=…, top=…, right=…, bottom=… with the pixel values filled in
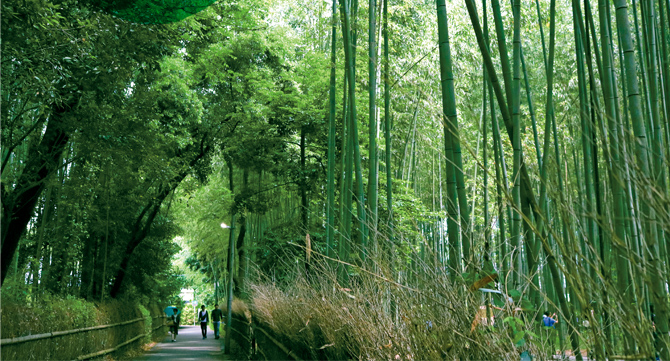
left=133, top=325, right=230, bottom=361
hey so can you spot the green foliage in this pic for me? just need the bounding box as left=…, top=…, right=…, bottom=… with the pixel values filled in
left=507, top=289, right=535, bottom=312
left=1, top=294, right=162, bottom=360
left=4, top=0, right=669, bottom=358
left=95, top=0, right=218, bottom=24
left=177, top=171, right=233, bottom=262
left=181, top=303, right=197, bottom=326
left=254, top=220, right=306, bottom=282
left=1, top=294, right=99, bottom=344
left=0, top=277, right=31, bottom=304
left=502, top=314, right=541, bottom=351
left=503, top=316, right=527, bottom=347
left=1, top=0, right=195, bottom=299
left=137, top=304, right=153, bottom=343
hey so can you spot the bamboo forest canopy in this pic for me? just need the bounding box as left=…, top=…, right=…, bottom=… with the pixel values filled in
left=2, top=0, right=670, bottom=358
left=95, top=0, right=218, bottom=24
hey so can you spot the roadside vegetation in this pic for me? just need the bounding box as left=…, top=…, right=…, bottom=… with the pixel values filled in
left=2, top=0, right=670, bottom=359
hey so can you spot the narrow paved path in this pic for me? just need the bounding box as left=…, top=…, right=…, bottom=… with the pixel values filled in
left=133, top=325, right=230, bottom=361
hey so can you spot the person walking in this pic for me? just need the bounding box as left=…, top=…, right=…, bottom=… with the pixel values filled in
left=211, top=304, right=223, bottom=339
left=169, top=308, right=181, bottom=342
left=198, top=305, right=209, bottom=339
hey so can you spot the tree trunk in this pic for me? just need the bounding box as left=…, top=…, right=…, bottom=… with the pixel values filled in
left=235, top=170, right=249, bottom=294
left=1, top=99, right=74, bottom=285
left=234, top=214, right=247, bottom=295
left=31, top=182, right=54, bottom=299
left=109, top=143, right=211, bottom=297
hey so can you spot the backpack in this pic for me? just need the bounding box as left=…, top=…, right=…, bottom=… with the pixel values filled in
left=200, top=310, right=208, bottom=322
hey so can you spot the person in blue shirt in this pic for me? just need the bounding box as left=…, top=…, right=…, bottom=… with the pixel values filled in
left=542, top=311, right=559, bottom=357
left=543, top=311, right=558, bottom=328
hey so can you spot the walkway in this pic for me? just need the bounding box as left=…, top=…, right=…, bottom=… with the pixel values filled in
left=133, top=325, right=230, bottom=361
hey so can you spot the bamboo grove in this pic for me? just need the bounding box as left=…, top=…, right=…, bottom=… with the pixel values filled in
left=323, top=0, right=670, bottom=358
left=2, top=0, right=670, bottom=358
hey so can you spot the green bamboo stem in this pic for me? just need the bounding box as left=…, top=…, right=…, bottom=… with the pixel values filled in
left=659, top=0, right=670, bottom=274
left=339, top=51, right=352, bottom=284
left=338, top=64, right=350, bottom=248
left=597, top=0, right=633, bottom=352
left=582, top=1, right=612, bottom=353
left=326, top=0, right=338, bottom=260
left=436, top=0, right=463, bottom=274
left=632, top=0, right=654, bottom=162
left=511, top=0, right=522, bottom=289
left=573, top=0, right=600, bottom=303
left=491, top=0, right=512, bottom=108
left=643, top=0, right=669, bottom=281
left=341, top=0, right=368, bottom=261
left=612, top=0, right=670, bottom=356
left=536, top=0, right=583, bottom=356
left=463, top=0, right=548, bottom=288
left=367, top=0, right=378, bottom=244
left=491, top=83, right=508, bottom=280
left=482, top=0, right=491, bottom=269
left=520, top=48, right=542, bottom=171
left=383, top=0, right=393, bottom=251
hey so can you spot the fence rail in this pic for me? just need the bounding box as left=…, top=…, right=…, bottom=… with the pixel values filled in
left=77, top=332, right=147, bottom=361
left=254, top=325, right=302, bottom=361
left=0, top=317, right=149, bottom=346
left=1, top=314, right=167, bottom=360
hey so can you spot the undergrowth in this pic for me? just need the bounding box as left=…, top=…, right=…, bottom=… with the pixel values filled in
left=248, top=249, right=529, bottom=360
left=0, top=291, right=164, bottom=361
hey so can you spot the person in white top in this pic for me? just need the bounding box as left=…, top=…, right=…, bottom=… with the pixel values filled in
left=198, top=305, right=209, bottom=339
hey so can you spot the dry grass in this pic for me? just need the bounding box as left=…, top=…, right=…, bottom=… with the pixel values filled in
left=221, top=297, right=252, bottom=321
left=248, top=251, right=520, bottom=360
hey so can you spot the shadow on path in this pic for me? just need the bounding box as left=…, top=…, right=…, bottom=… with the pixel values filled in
left=133, top=325, right=231, bottom=361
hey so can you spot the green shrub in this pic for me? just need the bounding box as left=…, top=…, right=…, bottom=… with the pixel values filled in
left=0, top=295, right=165, bottom=360
left=138, top=304, right=152, bottom=344
left=181, top=303, right=196, bottom=326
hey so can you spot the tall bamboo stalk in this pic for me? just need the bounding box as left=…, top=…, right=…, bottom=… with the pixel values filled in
left=511, top=0, right=522, bottom=289
left=643, top=0, right=668, bottom=277
left=491, top=86, right=508, bottom=279
left=595, top=0, right=632, bottom=352
left=339, top=58, right=352, bottom=283
left=613, top=0, right=670, bottom=356
left=367, top=0, right=378, bottom=245
left=340, top=0, right=368, bottom=261
left=520, top=48, right=542, bottom=170
left=435, top=0, right=472, bottom=269
left=436, top=0, right=463, bottom=274
left=383, top=0, right=393, bottom=251
left=482, top=0, right=490, bottom=270
left=326, top=0, right=338, bottom=260
left=491, top=0, right=513, bottom=108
